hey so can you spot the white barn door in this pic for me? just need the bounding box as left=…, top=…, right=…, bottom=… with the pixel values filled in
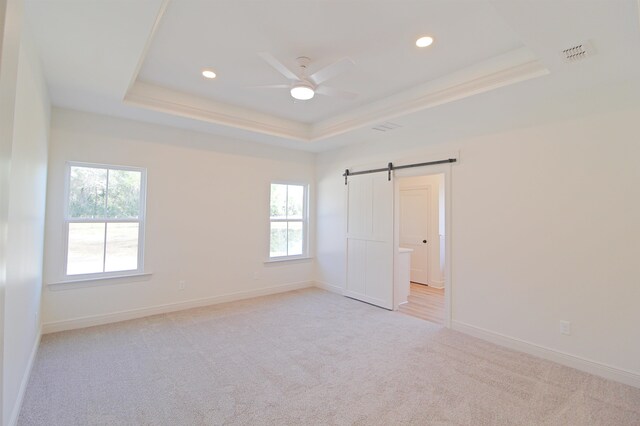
left=345, top=172, right=394, bottom=309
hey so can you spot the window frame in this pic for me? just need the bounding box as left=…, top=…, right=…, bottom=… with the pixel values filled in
left=63, top=161, right=147, bottom=280
left=268, top=181, right=309, bottom=261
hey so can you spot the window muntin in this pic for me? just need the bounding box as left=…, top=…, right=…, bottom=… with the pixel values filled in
left=64, top=163, right=146, bottom=278
left=269, top=183, right=307, bottom=259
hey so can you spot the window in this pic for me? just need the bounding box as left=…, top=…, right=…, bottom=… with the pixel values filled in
left=64, top=163, right=146, bottom=278
left=269, top=183, right=307, bottom=259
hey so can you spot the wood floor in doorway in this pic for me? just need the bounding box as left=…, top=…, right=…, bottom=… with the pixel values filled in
left=398, top=282, right=444, bottom=324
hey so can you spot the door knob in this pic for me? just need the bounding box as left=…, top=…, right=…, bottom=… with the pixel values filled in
left=422, top=240, right=427, bottom=243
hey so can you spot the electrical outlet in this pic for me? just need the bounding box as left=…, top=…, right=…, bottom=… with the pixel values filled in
left=560, top=320, right=571, bottom=335
left=178, top=280, right=186, bottom=291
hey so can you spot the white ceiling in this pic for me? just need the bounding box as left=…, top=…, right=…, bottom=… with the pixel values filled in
left=24, top=0, right=640, bottom=151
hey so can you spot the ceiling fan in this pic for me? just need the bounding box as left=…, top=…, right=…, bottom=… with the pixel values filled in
left=255, top=52, right=358, bottom=101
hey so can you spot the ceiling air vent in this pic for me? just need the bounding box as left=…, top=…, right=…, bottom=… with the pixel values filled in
left=561, top=41, right=595, bottom=63
left=372, top=122, right=402, bottom=132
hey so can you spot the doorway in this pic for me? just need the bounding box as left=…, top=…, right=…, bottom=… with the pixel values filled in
left=343, top=157, right=453, bottom=326
left=395, top=172, right=447, bottom=325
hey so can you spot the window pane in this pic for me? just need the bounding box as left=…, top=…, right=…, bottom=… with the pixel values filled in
left=270, top=222, right=287, bottom=257
left=105, top=223, right=139, bottom=272
left=287, top=185, right=304, bottom=219
left=67, top=223, right=105, bottom=275
left=68, top=166, right=107, bottom=218
left=270, top=184, right=287, bottom=219
left=107, top=169, right=141, bottom=219
left=287, top=221, right=303, bottom=256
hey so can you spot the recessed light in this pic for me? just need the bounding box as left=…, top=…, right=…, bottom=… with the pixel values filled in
left=202, top=69, right=216, bottom=79
left=416, top=36, right=434, bottom=48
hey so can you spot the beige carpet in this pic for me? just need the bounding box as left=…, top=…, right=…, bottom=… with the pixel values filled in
left=18, top=288, right=640, bottom=425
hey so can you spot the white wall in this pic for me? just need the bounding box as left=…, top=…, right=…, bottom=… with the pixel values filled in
left=0, top=0, right=24, bottom=420
left=316, top=107, right=640, bottom=382
left=399, top=174, right=444, bottom=287
left=42, top=109, right=315, bottom=330
left=3, top=27, right=50, bottom=426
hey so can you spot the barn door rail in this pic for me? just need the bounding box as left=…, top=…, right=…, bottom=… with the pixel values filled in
left=343, top=158, right=456, bottom=185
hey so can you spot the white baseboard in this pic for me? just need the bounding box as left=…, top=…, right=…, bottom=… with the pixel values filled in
left=395, top=301, right=409, bottom=311
left=8, top=327, right=41, bottom=426
left=452, top=320, right=640, bottom=389
left=313, top=281, right=344, bottom=295
left=42, top=281, right=314, bottom=334
left=428, top=281, right=444, bottom=289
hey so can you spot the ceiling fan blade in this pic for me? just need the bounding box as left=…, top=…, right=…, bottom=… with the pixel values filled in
left=258, top=52, right=299, bottom=81
left=309, top=58, right=355, bottom=85
left=315, top=85, right=358, bottom=100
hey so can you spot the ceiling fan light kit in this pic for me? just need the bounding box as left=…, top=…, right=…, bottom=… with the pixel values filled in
left=290, top=83, right=315, bottom=100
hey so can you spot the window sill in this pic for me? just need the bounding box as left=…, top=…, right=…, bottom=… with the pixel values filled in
left=264, top=256, right=313, bottom=264
left=47, top=272, right=153, bottom=291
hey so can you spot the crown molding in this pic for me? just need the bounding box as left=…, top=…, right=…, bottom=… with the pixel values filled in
left=124, top=47, right=549, bottom=144
left=123, top=0, right=172, bottom=97
left=311, top=48, right=549, bottom=141
left=124, top=81, right=311, bottom=141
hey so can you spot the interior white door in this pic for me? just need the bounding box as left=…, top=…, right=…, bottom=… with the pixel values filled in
left=399, top=188, right=430, bottom=284
left=345, top=172, right=394, bottom=309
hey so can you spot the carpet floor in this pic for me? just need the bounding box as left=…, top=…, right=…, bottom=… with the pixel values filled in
left=18, top=288, right=640, bottom=425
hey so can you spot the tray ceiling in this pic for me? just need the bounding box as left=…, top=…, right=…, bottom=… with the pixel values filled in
left=25, top=0, right=640, bottom=149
